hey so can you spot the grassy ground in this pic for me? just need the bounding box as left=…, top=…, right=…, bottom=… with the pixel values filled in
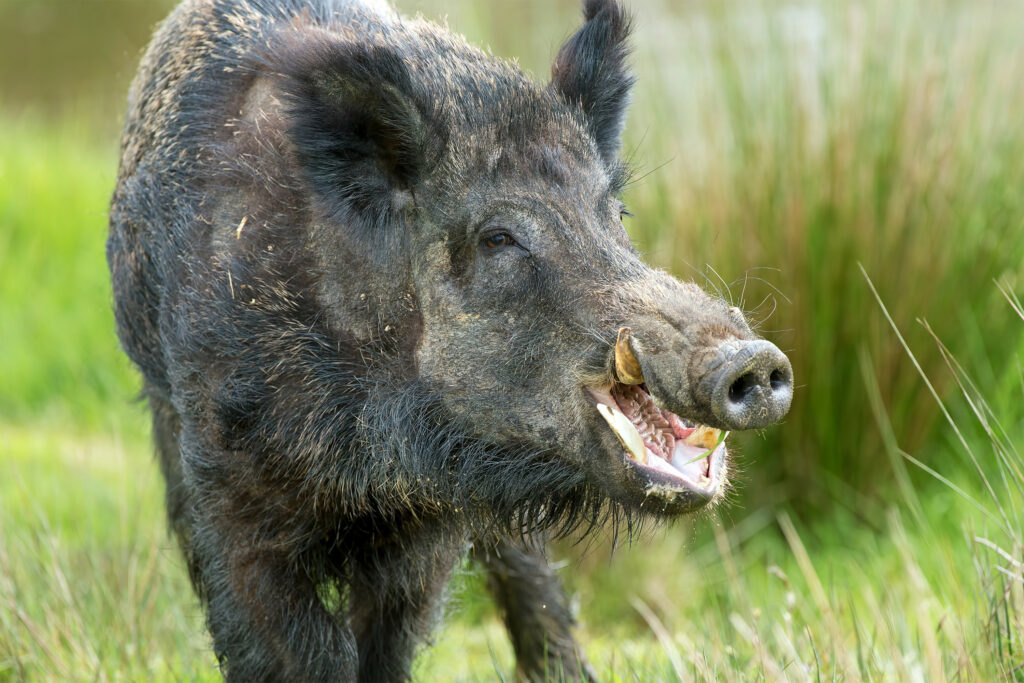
left=2, top=0, right=1024, bottom=680
left=3, top=405, right=1021, bottom=680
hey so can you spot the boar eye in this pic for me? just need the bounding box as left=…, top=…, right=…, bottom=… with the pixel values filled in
left=482, top=232, right=517, bottom=249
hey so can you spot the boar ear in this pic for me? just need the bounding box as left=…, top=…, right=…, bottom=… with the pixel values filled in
left=550, top=0, right=635, bottom=166
left=280, top=39, right=446, bottom=235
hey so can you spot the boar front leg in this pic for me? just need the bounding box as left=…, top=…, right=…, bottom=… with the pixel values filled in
left=348, top=540, right=461, bottom=683
left=473, top=537, right=596, bottom=682
left=186, top=510, right=358, bottom=681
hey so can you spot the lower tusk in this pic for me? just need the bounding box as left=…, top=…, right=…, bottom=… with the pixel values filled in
left=596, top=403, right=648, bottom=464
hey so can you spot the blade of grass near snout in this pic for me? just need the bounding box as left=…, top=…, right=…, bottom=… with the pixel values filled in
left=681, top=430, right=730, bottom=467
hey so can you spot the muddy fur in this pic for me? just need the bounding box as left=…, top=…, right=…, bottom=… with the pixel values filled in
left=108, top=0, right=774, bottom=680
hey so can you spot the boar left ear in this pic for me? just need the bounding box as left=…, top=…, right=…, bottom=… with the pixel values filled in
left=278, top=37, right=446, bottom=239
left=550, top=0, right=635, bottom=166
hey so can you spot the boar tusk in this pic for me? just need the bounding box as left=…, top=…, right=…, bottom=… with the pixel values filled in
left=596, top=403, right=647, bottom=464
left=615, top=327, right=645, bottom=385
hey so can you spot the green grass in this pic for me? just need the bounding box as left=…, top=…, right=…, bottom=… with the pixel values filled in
left=0, top=115, right=141, bottom=430
left=2, top=0, right=1024, bottom=679
left=3, top=399, right=1021, bottom=679
left=0, top=426, right=218, bottom=680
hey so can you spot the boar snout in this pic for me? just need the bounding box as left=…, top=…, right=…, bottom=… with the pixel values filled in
left=703, top=339, right=793, bottom=431
left=608, top=294, right=793, bottom=435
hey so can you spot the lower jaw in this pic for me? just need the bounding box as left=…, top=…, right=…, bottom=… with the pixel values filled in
left=617, top=477, right=725, bottom=516
left=624, top=442, right=727, bottom=504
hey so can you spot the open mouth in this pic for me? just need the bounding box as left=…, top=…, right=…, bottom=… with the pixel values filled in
left=587, top=382, right=728, bottom=496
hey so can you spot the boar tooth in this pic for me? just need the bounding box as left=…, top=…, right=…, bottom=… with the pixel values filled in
left=614, top=327, right=645, bottom=385
left=684, top=425, right=721, bottom=450
left=596, top=403, right=648, bottom=464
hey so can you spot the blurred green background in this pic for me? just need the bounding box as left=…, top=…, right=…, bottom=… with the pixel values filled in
left=1, top=0, right=1022, bottom=679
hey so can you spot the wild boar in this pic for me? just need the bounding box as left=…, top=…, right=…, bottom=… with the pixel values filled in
left=107, top=0, right=793, bottom=679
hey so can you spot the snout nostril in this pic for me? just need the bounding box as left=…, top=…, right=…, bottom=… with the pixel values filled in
left=709, top=338, right=793, bottom=430
left=728, top=372, right=758, bottom=404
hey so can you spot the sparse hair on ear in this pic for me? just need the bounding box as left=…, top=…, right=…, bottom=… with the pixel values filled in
left=550, top=0, right=635, bottom=167
left=275, top=32, right=447, bottom=241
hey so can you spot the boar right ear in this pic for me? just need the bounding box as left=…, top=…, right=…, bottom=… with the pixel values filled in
left=278, top=38, right=446, bottom=238
left=550, top=0, right=635, bottom=166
